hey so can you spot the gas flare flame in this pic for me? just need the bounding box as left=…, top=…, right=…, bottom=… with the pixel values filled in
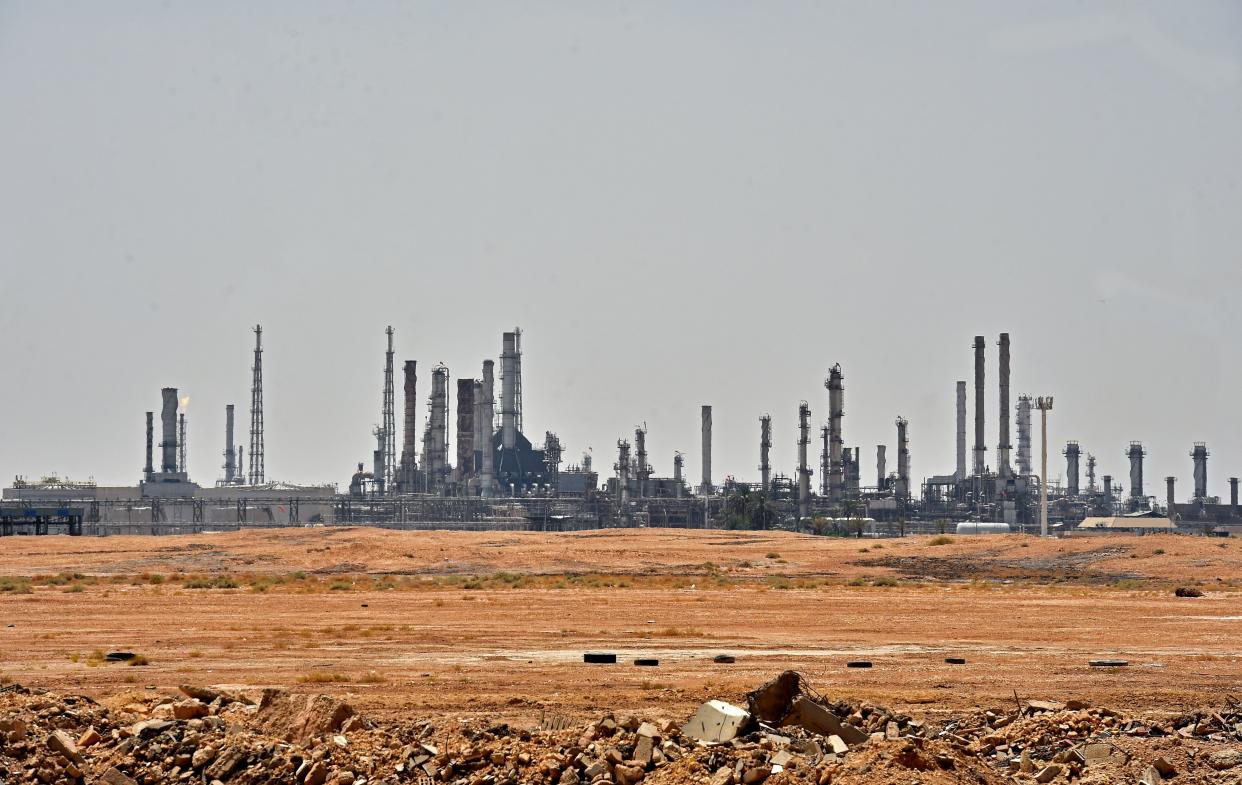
left=179, top=395, right=190, bottom=412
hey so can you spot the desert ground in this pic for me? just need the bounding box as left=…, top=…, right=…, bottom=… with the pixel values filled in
left=1, top=527, right=1239, bottom=724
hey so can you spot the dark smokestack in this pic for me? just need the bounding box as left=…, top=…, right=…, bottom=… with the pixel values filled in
left=997, top=333, right=1011, bottom=477
left=144, top=412, right=154, bottom=479
left=455, top=379, right=475, bottom=487
left=972, top=336, right=986, bottom=475
left=223, top=404, right=236, bottom=483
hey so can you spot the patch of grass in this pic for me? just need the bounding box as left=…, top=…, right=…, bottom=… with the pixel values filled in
left=765, top=552, right=781, bottom=559
left=328, top=581, right=353, bottom=591
left=184, top=575, right=240, bottom=589
left=928, top=535, right=954, bottom=546
left=0, top=577, right=33, bottom=594
left=870, top=576, right=899, bottom=587
left=297, top=671, right=349, bottom=684
left=846, top=576, right=869, bottom=587
left=63, top=583, right=85, bottom=593
left=1113, top=578, right=1144, bottom=590
left=128, top=654, right=150, bottom=666
left=1153, top=548, right=1166, bottom=555
left=188, top=650, right=203, bottom=658
left=356, top=670, right=386, bottom=684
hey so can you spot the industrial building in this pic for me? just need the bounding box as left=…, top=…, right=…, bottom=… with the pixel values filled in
left=4, top=325, right=1238, bottom=537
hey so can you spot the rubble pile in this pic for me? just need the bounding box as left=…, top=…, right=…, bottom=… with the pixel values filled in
left=1, top=676, right=1241, bottom=785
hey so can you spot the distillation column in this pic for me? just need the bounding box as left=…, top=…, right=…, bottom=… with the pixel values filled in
left=1166, top=476, right=1177, bottom=525
left=896, top=417, right=910, bottom=499
left=1016, top=395, right=1033, bottom=476
left=144, top=412, right=154, bottom=480
left=1064, top=441, right=1081, bottom=497
left=826, top=364, right=844, bottom=502
left=634, top=426, right=648, bottom=499
left=160, top=387, right=178, bottom=474
left=876, top=445, right=887, bottom=490
left=797, top=402, right=811, bottom=519
left=616, top=440, right=631, bottom=505
left=223, top=404, right=236, bottom=483
left=759, top=415, right=772, bottom=496
left=1127, top=442, right=1146, bottom=506
left=955, top=381, right=967, bottom=481
left=972, top=336, right=986, bottom=476
left=997, top=333, right=1012, bottom=478
left=480, top=360, right=495, bottom=498
left=500, top=332, right=519, bottom=450
left=1191, top=443, right=1209, bottom=501
left=455, top=379, right=475, bottom=489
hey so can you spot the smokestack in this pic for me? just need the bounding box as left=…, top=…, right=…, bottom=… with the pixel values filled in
left=797, top=402, right=811, bottom=519
left=997, top=333, right=1011, bottom=478
left=673, top=452, right=684, bottom=497
left=972, top=336, right=986, bottom=476
left=876, top=445, right=887, bottom=489
left=399, top=360, right=418, bottom=490
left=1103, top=474, right=1112, bottom=501
left=1191, top=442, right=1209, bottom=501
left=699, top=405, right=713, bottom=495
left=616, top=439, right=630, bottom=506
left=635, top=426, right=648, bottom=498
left=144, top=411, right=154, bottom=480
left=472, top=380, right=484, bottom=485
left=759, top=415, right=772, bottom=495
left=373, top=429, right=385, bottom=491
left=160, top=387, right=178, bottom=474
left=1016, top=395, right=1033, bottom=476
left=1230, top=477, right=1238, bottom=515
left=426, top=366, right=450, bottom=493
left=955, top=381, right=967, bottom=481
left=455, top=379, right=475, bottom=489
left=1127, top=442, right=1145, bottom=502
left=1166, top=476, right=1177, bottom=525
left=223, top=404, right=236, bottom=484
left=896, top=416, right=910, bottom=498
left=500, top=331, right=518, bottom=450
left=237, top=446, right=243, bottom=484
left=826, top=364, right=844, bottom=501
left=1064, top=441, right=1081, bottom=497
left=480, top=360, right=495, bottom=498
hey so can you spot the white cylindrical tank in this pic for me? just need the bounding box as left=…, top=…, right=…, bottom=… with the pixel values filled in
left=954, top=521, right=1012, bottom=535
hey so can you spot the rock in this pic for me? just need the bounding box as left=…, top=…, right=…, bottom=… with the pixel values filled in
left=1139, top=765, right=1163, bottom=785
left=204, top=746, right=246, bottom=780
left=770, top=750, right=793, bottom=768
left=826, top=735, right=848, bottom=755
left=76, top=727, right=101, bottom=748
left=256, top=690, right=357, bottom=744
left=192, top=746, right=218, bottom=768
left=741, top=765, right=771, bottom=784
left=1034, top=764, right=1062, bottom=783
left=1152, top=757, right=1177, bottom=777
left=304, top=761, right=329, bottom=785
left=131, top=719, right=174, bottom=738
left=614, top=763, right=645, bottom=785
left=99, top=768, right=139, bottom=785
left=1027, top=700, right=1065, bottom=713
left=1209, top=748, right=1242, bottom=770
left=681, top=701, right=750, bottom=744
left=1019, top=750, right=1034, bottom=773
left=173, top=699, right=210, bottom=720
left=559, top=768, right=581, bottom=785
left=47, top=729, right=85, bottom=766
left=1081, top=743, right=1112, bottom=762
left=0, top=718, right=27, bottom=742
left=632, top=736, right=653, bottom=767
left=709, top=766, right=734, bottom=785
left=636, top=722, right=659, bottom=739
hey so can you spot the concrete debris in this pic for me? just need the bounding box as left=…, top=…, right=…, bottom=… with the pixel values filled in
left=682, top=700, right=750, bottom=743
left=1, top=678, right=1241, bottom=785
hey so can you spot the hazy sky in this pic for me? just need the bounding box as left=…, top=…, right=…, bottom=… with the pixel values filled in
left=2, top=2, right=1240, bottom=499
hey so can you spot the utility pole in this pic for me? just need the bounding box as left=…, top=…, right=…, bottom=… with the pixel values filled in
left=1036, top=397, right=1053, bottom=536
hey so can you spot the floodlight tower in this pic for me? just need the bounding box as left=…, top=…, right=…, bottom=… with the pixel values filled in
left=1035, top=397, right=1053, bottom=536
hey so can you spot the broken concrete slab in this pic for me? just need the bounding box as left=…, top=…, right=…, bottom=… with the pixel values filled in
left=1088, top=659, right=1129, bottom=667
left=682, top=701, right=750, bottom=744
left=784, top=697, right=869, bottom=747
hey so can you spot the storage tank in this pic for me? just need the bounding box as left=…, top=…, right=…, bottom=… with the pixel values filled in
left=954, top=521, right=1012, bottom=535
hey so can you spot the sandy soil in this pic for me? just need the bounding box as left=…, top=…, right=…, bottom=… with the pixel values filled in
left=1, top=529, right=1239, bottom=727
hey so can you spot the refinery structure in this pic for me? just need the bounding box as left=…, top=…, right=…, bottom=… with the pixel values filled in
left=3, top=326, right=1239, bottom=538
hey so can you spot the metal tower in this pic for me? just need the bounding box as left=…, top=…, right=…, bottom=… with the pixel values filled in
left=178, top=412, right=187, bottom=476
left=248, top=325, right=265, bottom=486
left=381, top=326, right=396, bottom=493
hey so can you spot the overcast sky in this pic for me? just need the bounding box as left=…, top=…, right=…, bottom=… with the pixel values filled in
left=2, top=2, right=1240, bottom=499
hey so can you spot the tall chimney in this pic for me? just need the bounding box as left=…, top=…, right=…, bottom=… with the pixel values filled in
left=896, top=416, right=910, bottom=499
left=673, top=452, right=684, bottom=497
left=160, top=387, right=178, bottom=474
left=997, top=333, right=1011, bottom=478
left=472, top=380, right=484, bottom=485
left=399, top=360, right=418, bottom=490
left=1064, top=441, right=1081, bottom=497
left=699, top=405, right=713, bottom=495
left=1166, top=476, right=1177, bottom=525
left=480, top=360, right=495, bottom=498
left=223, top=404, right=236, bottom=483
left=144, top=411, right=154, bottom=480
left=972, top=336, right=986, bottom=476
left=876, top=444, right=887, bottom=489
left=797, top=402, right=811, bottom=519
left=1230, top=477, right=1238, bottom=515
left=1191, top=442, right=1209, bottom=501
left=455, top=379, right=475, bottom=488
left=955, top=381, right=967, bottom=481
left=427, top=366, right=450, bottom=493
left=826, top=364, right=844, bottom=501
left=1016, top=395, right=1033, bottom=476
left=759, top=415, right=772, bottom=495
left=1127, top=442, right=1145, bottom=502
left=500, top=332, right=518, bottom=450
left=1102, top=474, right=1112, bottom=502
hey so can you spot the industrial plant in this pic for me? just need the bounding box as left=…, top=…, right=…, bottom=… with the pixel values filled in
left=3, top=327, right=1238, bottom=538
